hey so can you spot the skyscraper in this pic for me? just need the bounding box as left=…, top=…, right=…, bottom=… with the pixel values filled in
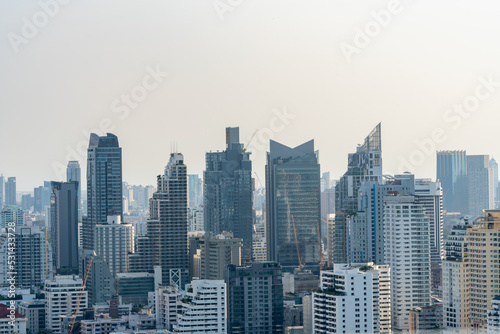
left=148, top=153, right=189, bottom=286
left=467, top=154, right=494, bottom=216
left=266, top=139, right=321, bottom=271
left=84, top=133, right=122, bottom=251
left=334, top=123, right=382, bottom=264
left=490, top=158, right=499, bottom=202
left=204, top=127, right=253, bottom=263
left=0, top=175, right=4, bottom=208
left=436, top=150, right=468, bottom=214
left=67, top=160, right=82, bottom=218
left=188, top=174, right=203, bottom=208
left=5, top=176, right=16, bottom=205
left=50, top=181, right=79, bottom=273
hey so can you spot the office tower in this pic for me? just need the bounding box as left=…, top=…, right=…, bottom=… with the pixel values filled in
left=224, top=262, right=284, bottom=334
left=44, top=275, right=88, bottom=333
left=266, top=139, right=321, bottom=271
left=84, top=133, right=122, bottom=251
left=204, top=127, right=253, bottom=263
left=442, top=219, right=469, bottom=330
left=436, top=150, right=468, bottom=214
left=467, top=155, right=494, bottom=216
left=21, top=193, right=33, bottom=211
left=198, top=231, right=242, bottom=280
left=334, top=124, right=382, bottom=264
left=312, top=264, right=391, bottom=334
left=414, top=178, right=444, bottom=297
left=147, top=153, right=189, bottom=286
left=173, top=280, right=227, bottom=334
left=115, top=272, right=156, bottom=305
left=188, top=174, right=203, bottom=208
left=4, top=177, right=16, bottom=205
left=320, top=172, right=330, bottom=191
left=490, top=158, right=499, bottom=202
left=34, top=186, right=43, bottom=212
left=0, top=205, right=24, bottom=228
left=0, top=175, right=4, bottom=207
left=13, top=226, right=50, bottom=288
left=384, top=195, right=431, bottom=331
left=0, top=304, right=27, bottom=334
left=18, top=301, right=46, bottom=334
left=67, top=160, right=82, bottom=218
left=50, top=181, right=79, bottom=273
left=80, top=250, right=115, bottom=305
left=464, top=210, right=500, bottom=329
left=94, top=215, right=134, bottom=275
left=188, top=207, right=204, bottom=232
left=320, top=188, right=335, bottom=223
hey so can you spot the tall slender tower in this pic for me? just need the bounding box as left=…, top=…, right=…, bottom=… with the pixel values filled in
left=5, top=177, right=16, bottom=206
left=204, top=127, right=253, bottom=263
left=67, top=161, right=82, bottom=219
left=265, top=139, right=321, bottom=271
left=83, top=133, right=122, bottom=251
left=148, top=153, right=189, bottom=286
left=436, top=150, right=468, bottom=214
left=334, top=123, right=382, bottom=264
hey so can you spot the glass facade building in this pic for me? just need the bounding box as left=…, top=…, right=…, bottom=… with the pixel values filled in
left=265, top=139, right=320, bottom=271
left=436, top=150, right=468, bottom=214
left=204, top=127, right=253, bottom=263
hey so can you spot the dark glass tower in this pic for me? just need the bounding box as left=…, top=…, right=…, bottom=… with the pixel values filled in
left=83, top=133, right=122, bottom=251
left=204, top=127, right=253, bottom=263
left=5, top=177, right=16, bottom=206
left=436, top=150, right=468, bottom=214
left=51, top=181, right=79, bottom=273
left=265, top=139, right=320, bottom=271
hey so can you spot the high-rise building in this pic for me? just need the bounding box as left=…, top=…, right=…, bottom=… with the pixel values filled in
left=0, top=205, right=24, bottom=228
left=4, top=177, right=16, bottom=205
left=67, top=160, right=82, bottom=218
left=490, top=158, right=499, bottom=202
left=45, top=275, right=88, bottom=333
left=173, top=279, right=227, bottom=334
left=266, top=139, right=321, bottom=271
left=94, top=215, right=134, bottom=276
left=204, top=127, right=253, bottom=263
left=155, top=286, right=182, bottom=330
left=147, top=153, right=189, bottom=286
left=384, top=195, right=431, bottom=331
left=334, top=124, right=382, bottom=264
left=50, top=181, right=79, bottom=273
left=188, top=174, right=203, bottom=208
left=312, top=263, right=391, bottom=334
left=21, top=194, right=33, bottom=211
left=84, top=133, right=122, bottom=251
left=80, top=250, right=115, bottom=305
left=0, top=175, right=4, bottom=208
left=436, top=150, right=468, bottom=214
left=13, top=226, right=50, bottom=289
left=224, top=262, right=284, bottom=334
left=467, top=154, right=494, bottom=216
left=198, top=231, right=242, bottom=280
left=33, top=186, right=43, bottom=213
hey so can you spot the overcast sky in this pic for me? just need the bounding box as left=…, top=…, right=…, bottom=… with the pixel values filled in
left=2, top=0, right=500, bottom=191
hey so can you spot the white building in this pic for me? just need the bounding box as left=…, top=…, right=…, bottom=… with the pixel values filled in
left=44, top=275, right=88, bottom=333
left=173, top=279, right=226, bottom=333
left=0, top=303, right=27, bottom=334
left=312, top=263, right=390, bottom=334
left=95, top=215, right=134, bottom=276
left=155, top=286, right=182, bottom=330
left=487, top=297, right=500, bottom=334
left=384, top=195, right=431, bottom=331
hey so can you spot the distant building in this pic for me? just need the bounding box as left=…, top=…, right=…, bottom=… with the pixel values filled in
left=490, top=158, right=499, bottom=202
left=204, top=127, right=253, bottom=263
left=67, top=160, right=82, bottom=219
left=21, top=194, right=33, bottom=211
left=436, top=150, right=468, bottom=214
left=80, top=250, right=115, bottom=305
left=224, top=262, right=284, bottom=334
left=467, top=154, right=494, bottom=216
left=4, top=177, right=16, bottom=206
left=188, top=174, right=203, bottom=208
left=0, top=176, right=4, bottom=208
left=266, top=139, right=321, bottom=271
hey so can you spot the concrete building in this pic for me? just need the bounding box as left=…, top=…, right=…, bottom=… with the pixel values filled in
left=384, top=195, right=431, bottom=331
left=67, top=160, right=82, bottom=219
left=437, top=150, right=468, bottom=215
left=81, top=250, right=115, bottom=305
left=4, top=177, right=16, bottom=206
left=0, top=205, right=24, bottom=228
left=173, top=280, right=226, bottom=334
left=188, top=174, right=203, bottom=208
left=467, top=155, right=495, bottom=216
left=44, top=275, right=88, bottom=333
left=84, top=133, right=123, bottom=251
left=487, top=296, right=500, bottom=333
left=115, top=272, right=156, bottom=306
left=224, top=262, right=284, bottom=334
left=51, top=181, right=79, bottom=273
left=266, top=139, right=321, bottom=272
left=155, top=286, right=182, bottom=330
left=199, top=231, right=242, bottom=280
left=18, top=301, right=45, bottom=334
left=95, top=215, right=134, bottom=275
left=312, top=264, right=390, bottom=334
left=0, top=303, right=26, bottom=334
left=0, top=176, right=4, bottom=208
left=204, top=127, right=253, bottom=263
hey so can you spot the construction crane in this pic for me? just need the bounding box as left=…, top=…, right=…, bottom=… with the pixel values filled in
left=69, top=258, right=93, bottom=334
left=291, top=214, right=304, bottom=270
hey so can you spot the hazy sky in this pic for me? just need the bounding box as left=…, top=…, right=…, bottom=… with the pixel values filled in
left=2, top=0, right=500, bottom=191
